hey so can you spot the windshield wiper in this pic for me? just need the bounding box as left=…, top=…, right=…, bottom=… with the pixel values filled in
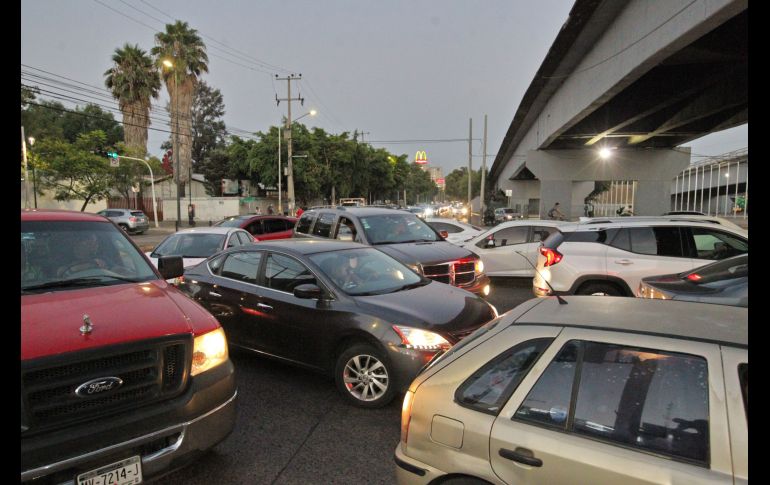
left=373, top=239, right=434, bottom=245
left=398, top=279, right=431, bottom=291
left=22, top=275, right=140, bottom=292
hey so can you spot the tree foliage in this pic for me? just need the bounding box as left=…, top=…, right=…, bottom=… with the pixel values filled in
left=104, top=43, right=161, bottom=154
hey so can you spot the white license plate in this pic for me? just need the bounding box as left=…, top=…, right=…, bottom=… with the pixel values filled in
left=77, top=455, right=142, bottom=485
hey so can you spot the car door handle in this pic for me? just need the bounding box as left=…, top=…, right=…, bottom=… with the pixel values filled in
left=257, top=303, right=273, bottom=311
left=209, top=291, right=222, bottom=297
left=499, top=448, right=543, bottom=467
left=614, top=259, right=634, bottom=265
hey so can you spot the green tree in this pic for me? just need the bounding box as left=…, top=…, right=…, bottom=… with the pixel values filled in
left=104, top=43, right=161, bottom=154
left=34, top=131, right=116, bottom=211
left=152, top=21, right=209, bottom=187
left=60, top=104, right=124, bottom=146
left=191, top=80, right=227, bottom=164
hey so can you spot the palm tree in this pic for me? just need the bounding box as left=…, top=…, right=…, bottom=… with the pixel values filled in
left=151, top=21, right=208, bottom=188
left=104, top=44, right=161, bottom=155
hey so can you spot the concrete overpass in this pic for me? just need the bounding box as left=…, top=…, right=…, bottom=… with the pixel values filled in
left=489, top=0, right=747, bottom=218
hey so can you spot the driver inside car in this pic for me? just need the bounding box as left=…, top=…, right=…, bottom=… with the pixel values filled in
left=57, top=233, right=109, bottom=277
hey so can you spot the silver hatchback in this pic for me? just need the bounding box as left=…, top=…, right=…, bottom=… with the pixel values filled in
left=97, top=208, right=150, bottom=234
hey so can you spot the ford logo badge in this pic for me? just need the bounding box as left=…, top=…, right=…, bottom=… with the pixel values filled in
left=74, top=377, right=124, bottom=397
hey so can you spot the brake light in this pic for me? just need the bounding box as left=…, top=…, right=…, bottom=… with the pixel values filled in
left=686, top=273, right=702, bottom=281
left=401, top=390, right=415, bottom=446
left=539, top=247, right=563, bottom=267
left=129, top=216, right=137, bottom=222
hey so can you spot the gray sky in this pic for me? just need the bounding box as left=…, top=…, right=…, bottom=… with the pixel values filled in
left=21, top=0, right=747, bottom=175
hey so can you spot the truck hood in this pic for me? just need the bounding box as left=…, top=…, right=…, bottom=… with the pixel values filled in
left=21, top=281, right=209, bottom=361
left=353, top=281, right=495, bottom=338
left=377, top=241, right=476, bottom=267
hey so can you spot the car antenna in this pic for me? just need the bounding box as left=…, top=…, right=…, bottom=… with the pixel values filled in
left=515, top=250, right=568, bottom=305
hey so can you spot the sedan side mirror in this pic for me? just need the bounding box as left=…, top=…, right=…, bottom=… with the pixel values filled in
left=294, top=283, right=324, bottom=299
left=158, top=256, right=184, bottom=279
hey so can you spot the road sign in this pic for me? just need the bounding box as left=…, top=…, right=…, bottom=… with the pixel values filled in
left=110, top=158, right=120, bottom=168
left=505, top=189, right=513, bottom=196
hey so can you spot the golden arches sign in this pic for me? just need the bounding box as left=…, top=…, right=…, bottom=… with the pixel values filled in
left=414, top=150, right=428, bottom=164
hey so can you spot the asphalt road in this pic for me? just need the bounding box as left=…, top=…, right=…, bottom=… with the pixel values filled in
left=152, top=275, right=535, bottom=485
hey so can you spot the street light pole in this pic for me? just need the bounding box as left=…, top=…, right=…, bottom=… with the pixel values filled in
left=117, top=155, right=159, bottom=228
left=164, top=57, right=181, bottom=230
left=27, top=135, right=38, bottom=208
left=22, top=126, right=30, bottom=209
left=278, top=125, right=282, bottom=214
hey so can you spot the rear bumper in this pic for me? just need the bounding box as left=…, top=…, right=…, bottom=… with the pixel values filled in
left=21, top=360, right=237, bottom=484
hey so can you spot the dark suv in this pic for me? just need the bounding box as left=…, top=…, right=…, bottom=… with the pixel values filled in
left=293, top=207, right=491, bottom=297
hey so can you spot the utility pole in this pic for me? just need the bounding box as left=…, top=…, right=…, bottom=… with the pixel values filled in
left=480, top=114, right=487, bottom=219
left=467, top=118, right=473, bottom=211
left=277, top=125, right=282, bottom=214
left=276, top=74, right=304, bottom=216
left=22, top=126, right=30, bottom=209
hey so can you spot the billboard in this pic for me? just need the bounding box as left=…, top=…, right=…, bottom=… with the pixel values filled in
left=414, top=150, right=428, bottom=165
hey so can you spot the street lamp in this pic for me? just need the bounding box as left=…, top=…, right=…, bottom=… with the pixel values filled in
left=115, top=155, right=160, bottom=228
left=285, top=109, right=316, bottom=216
left=163, top=57, right=182, bottom=230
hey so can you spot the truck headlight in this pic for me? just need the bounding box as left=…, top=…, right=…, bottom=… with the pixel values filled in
left=475, top=259, right=484, bottom=274
left=191, top=327, right=229, bottom=376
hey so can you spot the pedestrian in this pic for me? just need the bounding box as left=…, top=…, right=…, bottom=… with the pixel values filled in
left=267, top=204, right=275, bottom=215
left=547, top=202, right=565, bottom=220
left=584, top=199, right=595, bottom=218
left=296, top=206, right=305, bottom=218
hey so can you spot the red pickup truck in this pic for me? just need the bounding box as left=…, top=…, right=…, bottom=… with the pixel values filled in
left=21, top=210, right=237, bottom=484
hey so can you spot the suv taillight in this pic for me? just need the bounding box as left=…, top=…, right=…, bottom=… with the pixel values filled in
left=129, top=216, right=137, bottom=222
left=539, top=247, right=563, bottom=267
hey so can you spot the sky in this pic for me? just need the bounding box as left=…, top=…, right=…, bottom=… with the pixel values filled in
left=21, top=0, right=747, bottom=176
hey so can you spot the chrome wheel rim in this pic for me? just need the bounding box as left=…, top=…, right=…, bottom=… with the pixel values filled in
left=342, top=354, right=389, bottom=402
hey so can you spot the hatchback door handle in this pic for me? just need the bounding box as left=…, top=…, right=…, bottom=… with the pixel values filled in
left=614, top=259, right=633, bottom=265
left=499, top=448, right=543, bottom=467
left=257, top=303, right=273, bottom=311
left=209, top=291, right=222, bottom=297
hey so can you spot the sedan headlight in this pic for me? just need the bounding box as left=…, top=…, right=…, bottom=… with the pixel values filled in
left=392, top=325, right=450, bottom=351
left=638, top=282, right=672, bottom=300
left=191, top=327, right=229, bottom=376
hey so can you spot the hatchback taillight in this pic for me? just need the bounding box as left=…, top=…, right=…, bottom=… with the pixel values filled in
left=129, top=216, right=137, bottom=222
left=539, top=247, right=563, bottom=267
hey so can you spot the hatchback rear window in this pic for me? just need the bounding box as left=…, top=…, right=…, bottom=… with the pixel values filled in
left=130, top=211, right=145, bottom=217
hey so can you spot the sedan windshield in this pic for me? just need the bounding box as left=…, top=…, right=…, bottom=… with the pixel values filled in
left=21, top=220, right=157, bottom=292
left=152, top=233, right=226, bottom=258
left=309, top=248, right=425, bottom=296
left=360, top=214, right=440, bottom=245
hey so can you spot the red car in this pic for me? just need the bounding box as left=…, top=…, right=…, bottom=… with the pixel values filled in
left=214, top=214, right=297, bottom=241
left=21, top=210, right=236, bottom=484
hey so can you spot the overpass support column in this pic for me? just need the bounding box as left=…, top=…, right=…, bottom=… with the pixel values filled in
left=527, top=148, right=690, bottom=218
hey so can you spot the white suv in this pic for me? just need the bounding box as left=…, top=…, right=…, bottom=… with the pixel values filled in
left=533, top=217, right=748, bottom=297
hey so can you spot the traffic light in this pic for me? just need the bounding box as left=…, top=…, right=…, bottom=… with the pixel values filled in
left=107, top=152, right=118, bottom=159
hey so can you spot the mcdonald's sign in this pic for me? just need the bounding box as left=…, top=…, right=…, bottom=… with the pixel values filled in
left=414, top=150, right=428, bottom=165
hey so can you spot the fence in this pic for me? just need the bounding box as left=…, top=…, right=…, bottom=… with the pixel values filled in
left=671, top=150, right=747, bottom=218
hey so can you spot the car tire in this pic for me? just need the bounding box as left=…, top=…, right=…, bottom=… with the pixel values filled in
left=334, top=343, right=396, bottom=408
left=576, top=282, right=623, bottom=296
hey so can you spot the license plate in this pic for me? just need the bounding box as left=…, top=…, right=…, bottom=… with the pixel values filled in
left=77, top=456, right=142, bottom=485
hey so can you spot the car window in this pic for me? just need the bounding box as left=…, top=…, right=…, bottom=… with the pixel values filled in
left=336, top=217, right=357, bottom=241
left=360, top=214, right=439, bottom=244
left=572, top=342, right=709, bottom=464
left=220, top=251, right=261, bottom=284
left=489, top=226, right=529, bottom=247
left=531, top=226, right=557, bottom=243
left=226, top=234, right=241, bottom=248
left=312, top=213, right=336, bottom=238
left=264, top=253, right=317, bottom=293
left=627, top=227, right=685, bottom=257
left=246, top=220, right=264, bottom=235
left=455, top=338, right=552, bottom=415
left=152, top=233, right=226, bottom=258
left=295, top=213, right=316, bottom=234
left=514, top=341, right=579, bottom=430
left=264, top=218, right=287, bottom=233
left=609, top=227, right=631, bottom=251
left=208, top=254, right=227, bottom=275
left=565, top=230, right=611, bottom=244
left=236, top=231, right=253, bottom=245
left=690, top=227, right=748, bottom=260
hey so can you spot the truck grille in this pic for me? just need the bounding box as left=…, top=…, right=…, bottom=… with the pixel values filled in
left=21, top=336, right=190, bottom=432
left=422, top=260, right=476, bottom=288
